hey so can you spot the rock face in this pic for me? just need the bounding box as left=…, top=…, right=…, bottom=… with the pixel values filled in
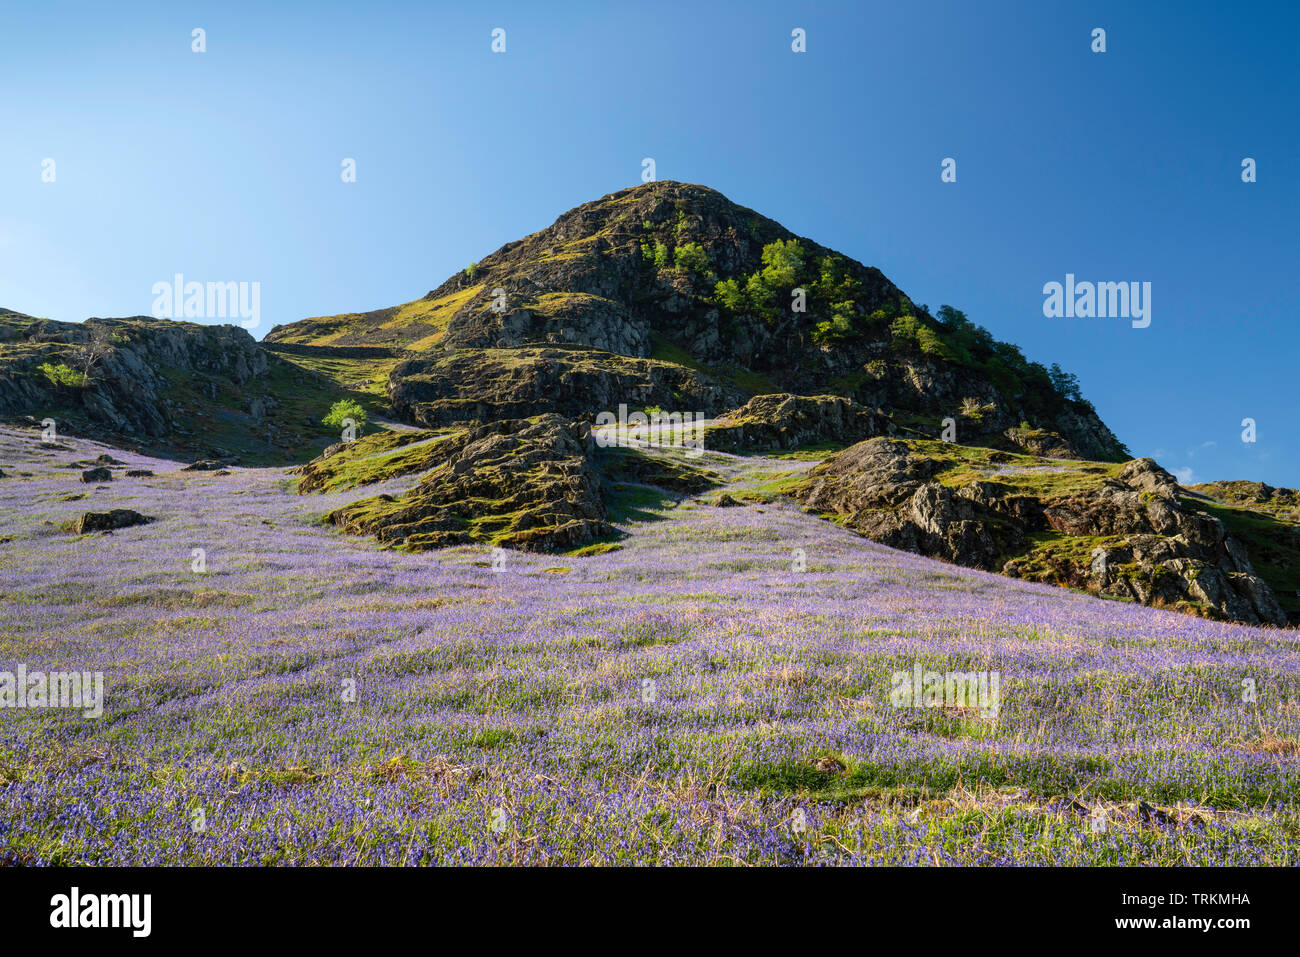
left=72, top=509, right=153, bottom=534
left=389, top=346, right=744, bottom=428
left=265, top=182, right=1129, bottom=462
left=793, top=439, right=1010, bottom=569
left=707, top=393, right=889, bottom=454
left=793, top=439, right=1287, bottom=626
left=1190, top=481, right=1300, bottom=519
left=80, top=467, right=112, bottom=483
left=1002, top=427, right=1077, bottom=459
left=0, top=311, right=332, bottom=464
left=0, top=314, right=266, bottom=435
left=328, top=415, right=615, bottom=552
left=1187, top=481, right=1300, bottom=625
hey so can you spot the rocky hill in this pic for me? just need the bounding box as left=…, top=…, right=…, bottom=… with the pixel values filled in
left=4, top=183, right=1126, bottom=464
left=265, top=181, right=1127, bottom=460
left=4, top=183, right=1294, bottom=626
left=0, top=310, right=338, bottom=464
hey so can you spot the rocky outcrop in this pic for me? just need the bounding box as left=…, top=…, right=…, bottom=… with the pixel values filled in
left=794, top=439, right=1020, bottom=568
left=328, top=415, right=615, bottom=552
left=0, top=315, right=266, bottom=436
left=1190, top=481, right=1300, bottom=519
left=1186, top=481, right=1300, bottom=625
left=0, top=312, right=328, bottom=464
left=447, top=295, right=650, bottom=357
left=1050, top=408, right=1127, bottom=463
left=599, top=446, right=722, bottom=495
left=388, top=346, right=744, bottom=428
left=707, top=393, right=889, bottom=454
left=1002, top=427, right=1077, bottom=459
left=290, top=428, right=445, bottom=494
left=792, top=439, right=1287, bottom=626
left=80, top=467, right=112, bottom=483
left=72, top=509, right=153, bottom=534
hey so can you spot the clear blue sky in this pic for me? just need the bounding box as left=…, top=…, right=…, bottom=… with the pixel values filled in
left=3, top=0, right=1297, bottom=485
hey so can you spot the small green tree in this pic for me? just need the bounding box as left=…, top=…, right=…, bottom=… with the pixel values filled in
left=936, top=304, right=971, bottom=329
left=889, top=314, right=922, bottom=348
left=714, top=278, right=747, bottom=313
left=744, top=272, right=777, bottom=315
left=323, top=398, right=367, bottom=433
left=1048, top=363, right=1082, bottom=401
left=758, top=238, right=803, bottom=289
left=465, top=262, right=480, bottom=280
left=811, top=314, right=853, bottom=344
left=38, top=361, right=86, bottom=388
left=672, top=242, right=710, bottom=274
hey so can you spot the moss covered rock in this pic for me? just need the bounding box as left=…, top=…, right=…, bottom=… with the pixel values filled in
left=708, top=393, right=888, bottom=454
left=792, top=439, right=1287, bottom=626
left=328, top=415, right=614, bottom=552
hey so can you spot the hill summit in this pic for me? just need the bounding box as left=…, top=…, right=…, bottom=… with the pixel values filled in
left=266, top=181, right=1127, bottom=461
